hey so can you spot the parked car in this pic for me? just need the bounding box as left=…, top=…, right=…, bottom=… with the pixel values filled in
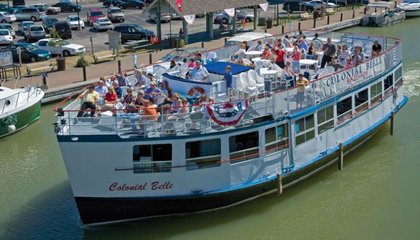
left=282, top=0, right=305, bottom=13
left=30, top=4, right=61, bottom=15
left=24, top=25, right=46, bottom=42
left=33, top=38, right=86, bottom=56
left=148, top=12, right=171, bottom=23
left=42, top=17, right=58, bottom=33
left=66, top=15, right=85, bottom=30
left=214, top=10, right=253, bottom=24
left=107, top=7, right=125, bottom=23
left=18, top=21, right=35, bottom=34
left=0, top=4, right=11, bottom=12
left=51, top=2, right=81, bottom=12
left=302, top=1, right=337, bottom=11
left=12, top=7, right=46, bottom=21
left=0, top=29, right=13, bottom=45
left=92, top=17, right=113, bottom=31
left=87, top=8, right=105, bottom=26
left=54, top=21, right=72, bottom=39
left=118, top=0, right=145, bottom=9
left=0, top=23, right=16, bottom=38
left=9, top=42, right=51, bottom=62
left=113, top=24, right=154, bottom=43
left=0, top=12, right=16, bottom=23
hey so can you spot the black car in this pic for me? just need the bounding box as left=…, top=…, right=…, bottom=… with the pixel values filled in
left=54, top=21, right=72, bottom=39
left=51, top=2, right=82, bottom=12
left=113, top=24, right=154, bottom=43
left=8, top=43, right=52, bottom=63
left=282, top=0, right=305, bottom=13
left=42, top=17, right=58, bottom=33
left=118, top=0, right=145, bottom=9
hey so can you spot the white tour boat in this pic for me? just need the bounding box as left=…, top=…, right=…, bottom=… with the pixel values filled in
left=54, top=31, right=407, bottom=226
left=0, top=86, right=44, bottom=137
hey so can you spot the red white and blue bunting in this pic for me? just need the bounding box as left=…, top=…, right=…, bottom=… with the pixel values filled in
left=206, top=100, right=249, bottom=126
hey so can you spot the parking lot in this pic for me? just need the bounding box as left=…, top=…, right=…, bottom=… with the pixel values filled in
left=4, top=0, right=284, bottom=54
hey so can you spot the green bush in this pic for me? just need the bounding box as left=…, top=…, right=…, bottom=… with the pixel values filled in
left=75, top=54, right=89, bottom=67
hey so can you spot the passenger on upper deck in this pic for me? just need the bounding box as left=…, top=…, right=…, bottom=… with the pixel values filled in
left=103, top=86, right=118, bottom=111
left=274, top=44, right=286, bottom=68
left=307, top=42, right=315, bottom=59
left=311, top=33, right=323, bottom=51
left=296, top=73, right=309, bottom=109
left=145, top=81, right=163, bottom=100
left=339, top=45, right=351, bottom=66
left=188, top=58, right=195, bottom=68
left=190, top=61, right=209, bottom=82
left=169, top=60, right=177, bottom=69
left=134, top=69, right=149, bottom=87
left=261, top=45, right=272, bottom=59
left=224, top=65, right=233, bottom=96
left=372, top=40, right=382, bottom=56
left=255, top=40, right=264, bottom=51
left=321, top=37, right=336, bottom=68
left=298, top=35, right=308, bottom=52
left=139, top=98, right=159, bottom=121
left=77, top=85, right=99, bottom=118
left=330, top=57, right=343, bottom=71
left=291, top=43, right=301, bottom=73
left=112, top=81, right=123, bottom=99
left=160, top=80, right=173, bottom=98
left=95, top=79, right=108, bottom=98
left=232, top=44, right=247, bottom=64
left=351, top=45, right=364, bottom=66
left=116, top=70, right=128, bottom=87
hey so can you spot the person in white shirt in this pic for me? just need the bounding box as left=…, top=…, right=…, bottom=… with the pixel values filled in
left=190, top=61, right=209, bottom=82
left=232, top=44, right=247, bottom=64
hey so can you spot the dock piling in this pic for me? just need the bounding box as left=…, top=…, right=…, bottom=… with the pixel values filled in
left=340, top=13, right=343, bottom=22
left=390, top=112, right=394, bottom=135
left=338, top=143, right=344, bottom=170
left=149, top=53, right=152, bottom=65
left=277, top=174, right=283, bottom=195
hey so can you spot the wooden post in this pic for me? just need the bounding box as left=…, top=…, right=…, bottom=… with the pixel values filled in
left=224, top=37, right=227, bottom=43
left=390, top=112, right=394, bottom=135
left=313, top=18, right=316, bottom=28
left=82, top=66, right=87, bottom=81
left=338, top=143, right=344, bottom=170
left=149, top=53, right=152, bottom=65
left=282, top=25, right=285, bottom=34
left=340, top=13, right=343, bottom=22
left=117, top=60, right=121, bottom=73
left=201, top=42, right=204, bottom=48
left=352, top=10, right=355, bottom=19
left=277, top=173, right=283, bottom=195
left=298, top=22, right=301, bottom=31
left=327, top=15, right=330, bottom=25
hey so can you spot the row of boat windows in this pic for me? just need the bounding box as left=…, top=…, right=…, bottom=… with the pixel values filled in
left=295, top=70, right=400, bottom=146
left=132, top=124, right=289, bottom=173
left=131, top=68, right=402, bottom=173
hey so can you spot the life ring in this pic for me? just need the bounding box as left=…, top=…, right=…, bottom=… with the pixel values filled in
left=187, top=87, right=206, bottom=103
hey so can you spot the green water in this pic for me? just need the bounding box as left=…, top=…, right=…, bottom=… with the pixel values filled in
left=1, top=19, right=420, bottom=239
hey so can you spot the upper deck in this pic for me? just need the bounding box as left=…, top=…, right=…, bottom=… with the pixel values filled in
left=54, top=31, right=402, bottom=138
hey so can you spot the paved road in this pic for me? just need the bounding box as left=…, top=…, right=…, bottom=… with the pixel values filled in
left=7, top=0, right=282, bottom=52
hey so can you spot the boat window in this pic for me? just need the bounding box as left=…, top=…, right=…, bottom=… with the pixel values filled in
left=317, top=105, right=334, bottom=134
left=355, top=88, right=368, bottom=114
left=132, top=144, right=172, bottom=173
left=384, top=74, right=393, bottom=91
left=265, top=124, right=289, bottom=155
left=229, top=131, right=259, bottom=164
left=185, top=139, right=221, bottom=170
left=394, top=66, right=402, bottom=81
left=336, top=97, right=352, bottom=124
left=370, top=82, right=383, bottom=105
left=295, top=115, right=315, bottom=145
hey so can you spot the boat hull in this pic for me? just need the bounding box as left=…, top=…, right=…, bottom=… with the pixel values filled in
left=405, top=10, right=420, bottom=17
left=74, top=98, right=406, bottom=225
left=0, top=100, right=42, bottom=138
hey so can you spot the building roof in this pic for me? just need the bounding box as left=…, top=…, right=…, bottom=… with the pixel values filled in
left=145, top=0, right=268, bottom=16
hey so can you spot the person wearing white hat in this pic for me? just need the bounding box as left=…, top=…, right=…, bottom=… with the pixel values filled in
left=189, top=60, right=209, bottom=82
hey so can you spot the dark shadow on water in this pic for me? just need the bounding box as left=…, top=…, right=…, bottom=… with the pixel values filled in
left=1, top=181, right=84, bottom=240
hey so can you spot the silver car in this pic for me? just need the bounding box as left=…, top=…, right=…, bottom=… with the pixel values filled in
left=148, top=12, right=171, bottom=23
left=13, top=8, right=46, bottom=21
left=107, top=7, right=125, bottom=23
left=0, top=23, right=16, bottom=38
left=0, top=12, right=17, bottom=23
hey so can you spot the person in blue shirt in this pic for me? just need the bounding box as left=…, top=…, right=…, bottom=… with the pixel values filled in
left=224, top=65, right=233, bottom=97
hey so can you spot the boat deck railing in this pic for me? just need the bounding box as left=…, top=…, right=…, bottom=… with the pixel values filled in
left=0, top=87, right=43, bottom=115
left=54, top=31, right=402, bottom=137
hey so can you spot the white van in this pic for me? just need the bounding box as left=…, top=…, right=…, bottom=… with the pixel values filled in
left=224, top=32, right=273, bottom=46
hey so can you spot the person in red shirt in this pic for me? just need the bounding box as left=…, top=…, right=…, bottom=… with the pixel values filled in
left=103, top=86, right=118, bottom=111
left=291, top=44, right=301, bottom=74
left=274, top=45, right=286, bottom=68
